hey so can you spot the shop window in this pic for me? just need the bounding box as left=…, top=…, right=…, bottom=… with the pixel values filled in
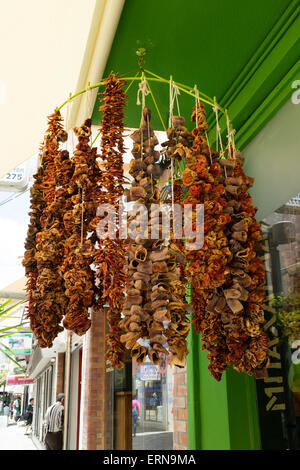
left=256, top=193, right=300, bottom=449
left=106, top=348, right=176, bottom=450
left=33, top=377, right=41, bottom=438
left=132, top=353, right=174, bottom=450
left=33, top=366, right=53, bottom=443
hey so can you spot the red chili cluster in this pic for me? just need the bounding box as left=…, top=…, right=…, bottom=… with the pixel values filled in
left=215, top=153, right=269, bottom=378
left=181, top=103, right=268, bottom=381
left=93, top=72, right=127, bottom=369
left=182, top=106, right=231, bottom=373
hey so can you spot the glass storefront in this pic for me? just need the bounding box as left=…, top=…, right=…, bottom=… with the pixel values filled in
left=256, top=192, right=300, bottom=449
left=132, top=353, right=173, bottom=450
left=33, top=366, right=53, bottom=443
left=106, top=348, right=176, bottom=450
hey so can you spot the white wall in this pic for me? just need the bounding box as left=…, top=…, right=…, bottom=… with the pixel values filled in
left=243, top=98, right=300, bottom=221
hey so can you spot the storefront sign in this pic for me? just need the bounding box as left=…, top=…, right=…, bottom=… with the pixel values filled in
left=6, top=375, right=34, bottom=385
left=261, top=235, right=285, bottom=412
left=0, top=164, right=28, bottom=191
left=137, top=361, right=161, bottom=381
left=4, top=333, right=33, bottom=355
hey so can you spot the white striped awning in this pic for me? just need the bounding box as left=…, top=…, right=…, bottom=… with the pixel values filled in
left=0, top=0, right=125, bottom=179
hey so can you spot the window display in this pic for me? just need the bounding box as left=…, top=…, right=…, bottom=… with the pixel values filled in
left=256, top=193, right=300, bottom=449
left=132, top=354, right=174, bottom=450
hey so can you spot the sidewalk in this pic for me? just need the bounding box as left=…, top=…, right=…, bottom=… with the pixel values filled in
left=0, top=416, right=37, bottom=450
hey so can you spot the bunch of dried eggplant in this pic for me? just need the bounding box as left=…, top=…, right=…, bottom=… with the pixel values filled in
left=27, top=110, right=68, bottom=347
left=121, top=107, right=189, bottom=367
left=160, top=115, right=192, bottom=366
left=61, top=119, right=97, bottom=336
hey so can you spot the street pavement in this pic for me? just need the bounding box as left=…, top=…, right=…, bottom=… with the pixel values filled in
left=133, top=431, right=173, bottom=450
left=0, top=416, right=37, bottom=450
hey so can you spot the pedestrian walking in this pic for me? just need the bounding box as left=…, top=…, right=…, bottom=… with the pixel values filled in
left=24, top=398, right=34, bottom=435
left=13, top=397, right=21, bottom=422
left=4, top=403, right=10, bottom=427
left=44, top=393, right=64, bottom=450
left=132, top=395, right=140, bottom=438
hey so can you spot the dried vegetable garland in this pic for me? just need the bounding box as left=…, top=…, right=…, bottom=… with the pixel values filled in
left=181, top=102, right=268, bottom=380
left=121, top=106, right=164, bottom=364
left=61, top=118, right=98, bottom=336
left=216, top=153, right=269, bottom=377
left=23, top=165, right=45, bottom=342
left=26, top=111, right=68, bottom=347
left=22, top=71, right=269, bottom=380
left=160, top=115, right=191, bottom=366
left=182, top=103, right=232, bottom=380
left=93, top=72, right=127, bottom=369
left=120, top=107, right=190, bottom=367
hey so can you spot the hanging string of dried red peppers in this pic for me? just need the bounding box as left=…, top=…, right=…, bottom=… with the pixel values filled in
left=93, top=72, right=127, bottom=369
left=217, top=153, right=269, bottom=377
left=180, top=104, right=231, bottom=380
left=23, top=165, right=45, bottom=341
left=181, top=102, right=268, bottom=380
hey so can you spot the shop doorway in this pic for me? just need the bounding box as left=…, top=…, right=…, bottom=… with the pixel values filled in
left=67, top=346, right=82, bottom=449
left=132, top=354, right=173, bottom=450
left=110, top=351, right=174, bottom=450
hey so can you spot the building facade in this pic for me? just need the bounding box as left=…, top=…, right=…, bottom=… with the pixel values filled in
left=25, top=0, right=300, bottom=451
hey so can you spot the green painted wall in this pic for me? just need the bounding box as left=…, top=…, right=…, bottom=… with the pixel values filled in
left=226, top=369, right=261, bottom=449
left=92, top=0, right=294, bottom=134
left=187, top=332, right=260, bottom=450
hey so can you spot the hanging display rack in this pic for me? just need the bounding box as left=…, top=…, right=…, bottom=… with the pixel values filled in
left=56, top=67, right=233, bottom=153
left=23, top=56, right=269, bottom=381
left=57, top=70, right=226, bottom=115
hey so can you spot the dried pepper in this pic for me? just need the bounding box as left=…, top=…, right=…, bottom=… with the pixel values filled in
left=23, top=166, right=45, bottom=339
left=61, top=118, right=98, bottom=336
left=181, top=102, right=268, bottom=380
left=28, top=110, right=68, bottom=348
left=181, top=103, right=231, bottom=379
left=216, top=152, right=269, bottom=377
left=93, top=72, right=127, bottom=369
